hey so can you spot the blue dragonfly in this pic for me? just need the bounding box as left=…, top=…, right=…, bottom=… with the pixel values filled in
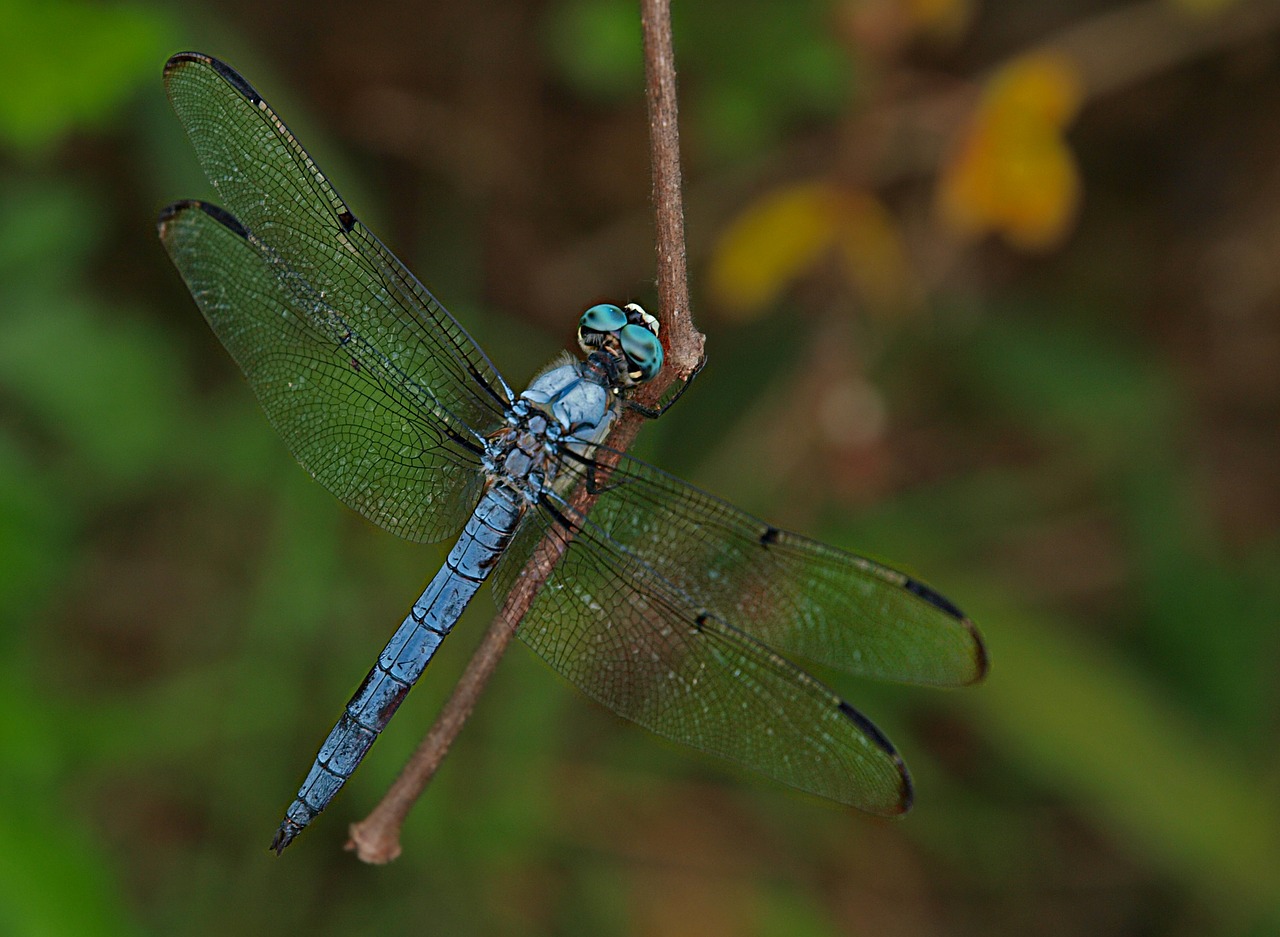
left=157, top=52, right=987, bottom=854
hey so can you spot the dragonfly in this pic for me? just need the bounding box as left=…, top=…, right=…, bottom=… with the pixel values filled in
left=157, top=52, right=987, bottom=854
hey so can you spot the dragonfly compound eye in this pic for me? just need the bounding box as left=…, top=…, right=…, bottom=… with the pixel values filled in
left=578, top=303, right=627, bottom=347
left=620, top=323, right=663, bottom=383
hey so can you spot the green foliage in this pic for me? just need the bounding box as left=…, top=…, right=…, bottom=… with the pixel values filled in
left=0, top=801, right=136, bottom=937
left=674, top=0, right=853, bottom=158
left=543, top=0, right=644, bottom=100
left=0, top=0, right=173, bottom=153
left=543, top=0, right=853, bottom=157
left=964, top=304, right=1175, bottom=458
left=965, top=587, right=1280, bottom=909
left=2, top=1, right=1279, bottom=935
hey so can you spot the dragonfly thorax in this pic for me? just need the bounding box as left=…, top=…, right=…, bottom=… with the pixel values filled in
left=518, top=360, right=617, bottom=440
left=484, top=360, right=619, bottom=504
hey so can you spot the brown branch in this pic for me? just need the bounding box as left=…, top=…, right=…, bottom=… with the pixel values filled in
left=347, top=0, right=701, bottom=863
left=641, top=0, right=704, bottom=381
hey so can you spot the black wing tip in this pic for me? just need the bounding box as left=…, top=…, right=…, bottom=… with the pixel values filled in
left=156, top=199, right=250, bottom=241
left=896, top=763, right=915, bottom=815
left=836, top=700, right=898, bottom=757
left=834, top=700, right=914, bottom=814
left=163, top=51, right=262, bottom=105
left=902, top=576, right=965, bottom=620
left=966, top=619, right=991, bottom=684
left=155, top=199, right=194, bottom=232
left=163, top=50, right=211, bottom=76
left=901, top=577, right=990, bottom=685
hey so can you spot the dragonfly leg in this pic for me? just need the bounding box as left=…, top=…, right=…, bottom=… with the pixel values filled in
left=584, top=459, right=629, bottom=496
left=624, top=353, right=707, bottom=419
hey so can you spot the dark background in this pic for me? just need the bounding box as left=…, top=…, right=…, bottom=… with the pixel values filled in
left=2, top=0, right=1278, bottom=934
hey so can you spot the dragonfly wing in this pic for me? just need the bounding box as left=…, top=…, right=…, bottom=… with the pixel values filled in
left=163, top=52, right=510, bottom=445
left=493, top=498, right=913, bottom=815
left=159, top=199, right=486, bottom=542
left=548, top=447, right=987, bottom=687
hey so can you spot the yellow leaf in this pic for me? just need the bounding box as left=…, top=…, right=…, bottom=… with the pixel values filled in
left=938, top=51, right=1083, bottom=251
left=708, top=181, right=843, bottom=316
left=710, top=182, right=914, bottom=318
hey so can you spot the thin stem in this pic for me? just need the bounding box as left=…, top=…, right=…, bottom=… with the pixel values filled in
left=641, top=0, right=704, bottom=379
left=347, top=0, right=702, bottom=863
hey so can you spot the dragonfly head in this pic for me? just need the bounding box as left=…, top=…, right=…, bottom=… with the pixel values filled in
left=578, top=303, right=663, bottom=387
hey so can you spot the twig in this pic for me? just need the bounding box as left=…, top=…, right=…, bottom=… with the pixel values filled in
left=347, top=0, right=701, bottom=863
left=640, top=0, right=704, bottom=380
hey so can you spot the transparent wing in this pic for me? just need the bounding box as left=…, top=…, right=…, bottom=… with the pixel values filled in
left=494, top=497, right=913, bottom=815
left=556, top=448, right=988, bottom=687
left=163, top=52, right=510, bottom=446
left=159, top=199, right=486, bottom=542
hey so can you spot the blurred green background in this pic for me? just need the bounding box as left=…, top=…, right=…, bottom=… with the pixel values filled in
left=2, top=0, right=1278, bottom=934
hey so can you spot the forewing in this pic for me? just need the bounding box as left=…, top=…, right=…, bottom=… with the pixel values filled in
left=494, top=500, right=913, bottom=814
left=163, top=52, right=510, bottom=441
left=158, top=200, right=486, bottom=542
left=563, top=448, right=987, bottom=687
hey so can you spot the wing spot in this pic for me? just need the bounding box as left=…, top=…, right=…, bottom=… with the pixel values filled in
left=836, top=700, right=898, bottom=757
left=902, top=578, right=965, bottom=620
left=206, top=54, right=262, bottom=105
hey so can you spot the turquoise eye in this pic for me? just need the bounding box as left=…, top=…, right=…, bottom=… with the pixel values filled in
left=620, top=323, right=663, bottom=382
left=580, top=303, right=627, bottom=333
